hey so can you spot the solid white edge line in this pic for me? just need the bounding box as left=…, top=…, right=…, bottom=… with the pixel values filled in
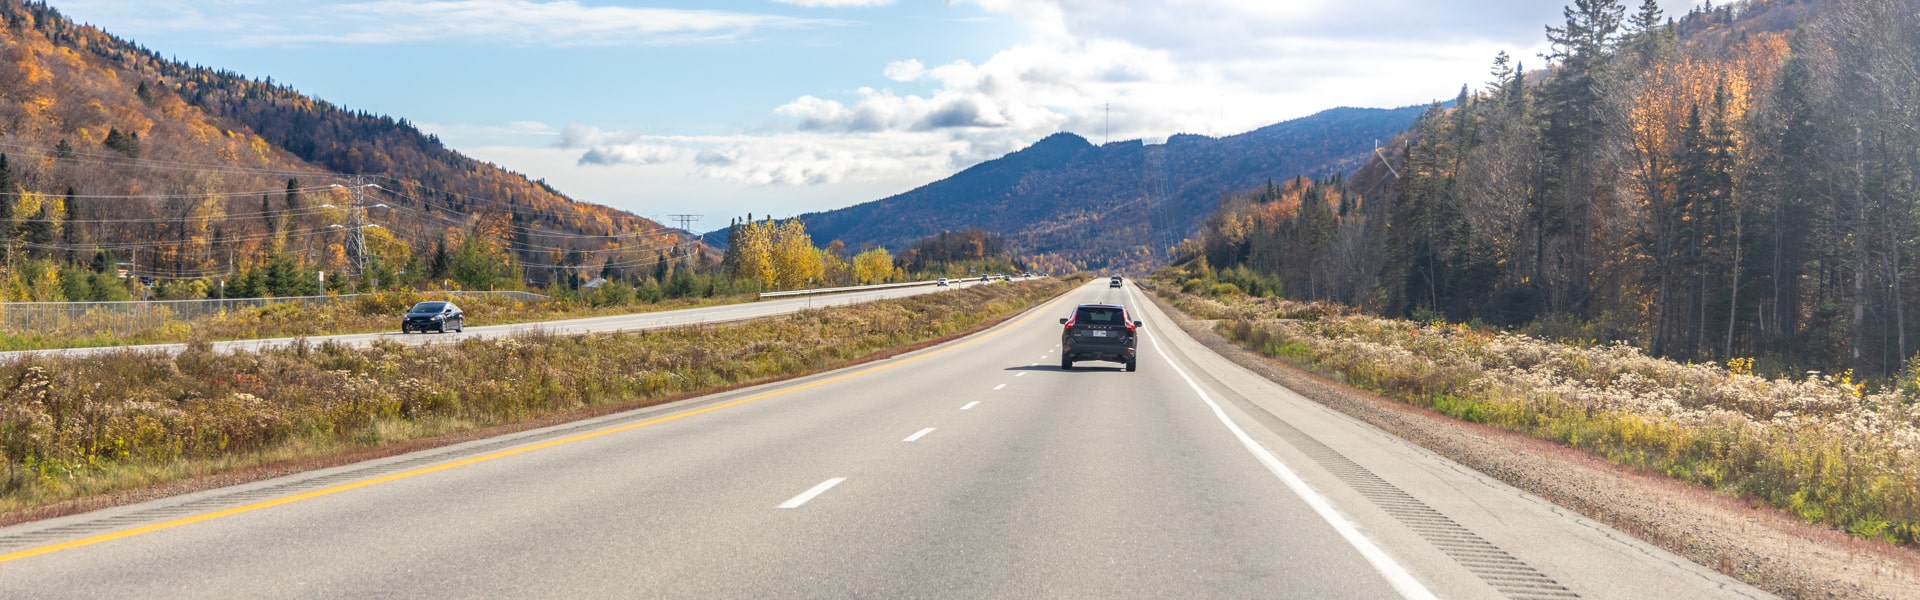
left=993, top=384, right=1007, bottom=391
left=961, top=401, right=981, bottom=410
left=903, top=427, right=936, bottom=442
left=778, top=477, right=847, bottom=509
left=1143, top=329, right=1438, bottom=600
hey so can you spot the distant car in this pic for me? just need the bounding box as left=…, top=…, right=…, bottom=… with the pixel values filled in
left=401, top=301, right=464, bottom=334
left=981, top=275, right=991, bottom=283
left=1110, top=276, right=1123, bottom=288
left=1060, top=303, right=1140, bottom=372
left=937, top=278, right=949, bottom=287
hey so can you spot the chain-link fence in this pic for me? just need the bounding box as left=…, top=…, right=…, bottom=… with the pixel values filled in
left=0, top=291, right=550, bottom=337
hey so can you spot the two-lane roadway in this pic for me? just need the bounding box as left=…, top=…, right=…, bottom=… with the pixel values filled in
left=0, top=279, right=1771, bottom=598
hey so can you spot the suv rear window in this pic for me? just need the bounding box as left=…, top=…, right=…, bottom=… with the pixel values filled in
left=1074, top=307, right=1126, bottom=325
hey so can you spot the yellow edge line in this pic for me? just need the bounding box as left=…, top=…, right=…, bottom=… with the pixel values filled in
left=0, top=286, right=1074, bottom=564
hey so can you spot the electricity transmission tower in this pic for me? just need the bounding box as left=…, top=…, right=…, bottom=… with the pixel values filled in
left=668, top=214, right=703, bottom=233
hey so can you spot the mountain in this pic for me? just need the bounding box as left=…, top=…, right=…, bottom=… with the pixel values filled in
left=0, top=0, right=681, bottom=286
left=772, top=105, right=1426, bottom=272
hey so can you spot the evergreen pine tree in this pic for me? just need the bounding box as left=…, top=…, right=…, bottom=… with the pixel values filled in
left=600, top=255, right=623, bottom=283
left=261, top=194, right=276, bottom=233
left=0, top=153, right=13, bottom=226
left=428, top=238, right=451, bottom=280
left=92, top=249, right=116, bottom=274
left=61, top=187, right=81, bottom=258
left=283, top=178, right=302, bottom=212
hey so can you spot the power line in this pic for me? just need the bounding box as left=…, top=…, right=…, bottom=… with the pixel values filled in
left=0, top=184, right=346, bottom=200
left=0, top=141, right=341, bottom=179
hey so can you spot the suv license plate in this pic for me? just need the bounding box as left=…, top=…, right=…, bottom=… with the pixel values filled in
left=1087, top=330, right=1110, bottom=337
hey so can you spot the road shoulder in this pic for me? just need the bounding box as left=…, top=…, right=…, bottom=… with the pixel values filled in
left=1144, top=290, right=1920, bottom=600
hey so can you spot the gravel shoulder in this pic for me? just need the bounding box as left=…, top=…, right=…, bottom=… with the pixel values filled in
left=1147, top=291, right=1920, bottom=600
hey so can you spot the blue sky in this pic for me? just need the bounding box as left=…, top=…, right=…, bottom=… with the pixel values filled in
left=47, top=0, right=1705, bottom=228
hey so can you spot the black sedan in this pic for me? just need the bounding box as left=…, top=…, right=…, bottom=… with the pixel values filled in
left=401, top=301, right=465, bottom=334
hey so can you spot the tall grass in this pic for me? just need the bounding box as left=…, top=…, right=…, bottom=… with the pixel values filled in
left=1164, top=290, right=1920, bottom=546
left=0, top=278, right=1075, bottom=515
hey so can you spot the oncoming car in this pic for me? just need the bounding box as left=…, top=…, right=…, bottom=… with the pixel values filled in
left=1060, top=303, right=1140, bottom=372
left=401, top=301, right=465, bottom=334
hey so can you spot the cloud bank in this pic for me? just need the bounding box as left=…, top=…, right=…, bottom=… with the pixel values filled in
left=55, top=0, right=841, bottom=47
left=566, top=0, right=1628, bottom=189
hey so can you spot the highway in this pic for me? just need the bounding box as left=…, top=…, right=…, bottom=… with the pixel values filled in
left=0, top=279, right=1771, bottom=599
left=0, top=279, right=988, bottom=360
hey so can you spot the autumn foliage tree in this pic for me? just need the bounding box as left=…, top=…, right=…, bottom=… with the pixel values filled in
left=1181, top=0, right=1920, bottom=375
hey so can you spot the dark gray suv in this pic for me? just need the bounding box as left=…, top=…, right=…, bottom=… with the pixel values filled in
left=1060, top=303, right=1140, bottom=371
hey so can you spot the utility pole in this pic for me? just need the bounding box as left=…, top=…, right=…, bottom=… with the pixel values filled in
left=1104, top=102, right=1110, bottom=145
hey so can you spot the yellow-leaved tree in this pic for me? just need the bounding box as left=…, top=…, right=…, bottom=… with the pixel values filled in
left=771, top=219, right=823, bottom=290
left=731, top=220, right=776, bottom=289
left=852, top=248, right=893, bottom=285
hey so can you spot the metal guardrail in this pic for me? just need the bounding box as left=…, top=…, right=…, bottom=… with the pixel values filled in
left=757, top=279, right=944, bottom=299
left=756, top=275, right=1044, bottom=300
left=0, top=290, right=550, bottom=337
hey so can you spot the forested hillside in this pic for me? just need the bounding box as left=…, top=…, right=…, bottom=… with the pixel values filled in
left=1184, top=0, right=1920, bottom=375
left=779, top=105, right=1425, bottom=273
left=0, top=0, right=684, bottom=298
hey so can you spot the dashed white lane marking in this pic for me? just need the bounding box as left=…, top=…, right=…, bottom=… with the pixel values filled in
left=993, top=384, right=1007, bottom=391
left=778, top=478, right=847, bottom=509
left=961, top=401, right=980, bottom=411
left=1015, top=372, right=1026, bottom=377
left=903, top=427, right=937, bottom=442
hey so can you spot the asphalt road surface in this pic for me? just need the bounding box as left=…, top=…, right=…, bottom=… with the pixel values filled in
left=0, top=279, right=1772, bottom=599
left=0, top=279, right=993, bottom=360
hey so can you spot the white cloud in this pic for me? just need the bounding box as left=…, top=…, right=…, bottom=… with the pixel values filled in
left=774, top=0, right=895, bottom=7
left=554, top=125, right=686, bottom=166
left=882, top=59, right=925, bottom=82
left=688, top=133, right=969, bottom=186
left=54, top=0, right=842, bottom=47
left=578, top=144, right=682, bottom=166
left=555, top=127, right=971, bottom=187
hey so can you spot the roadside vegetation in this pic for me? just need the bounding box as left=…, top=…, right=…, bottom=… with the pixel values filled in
left=0, top=277, right=1074, bottom=516
left=1156, top=281, right=1920, bottom=546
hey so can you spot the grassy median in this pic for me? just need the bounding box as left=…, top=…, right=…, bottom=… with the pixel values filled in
left=0, top=277, right=1076, bottom=518
left=1159, top=287, right=1920, bottom=546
